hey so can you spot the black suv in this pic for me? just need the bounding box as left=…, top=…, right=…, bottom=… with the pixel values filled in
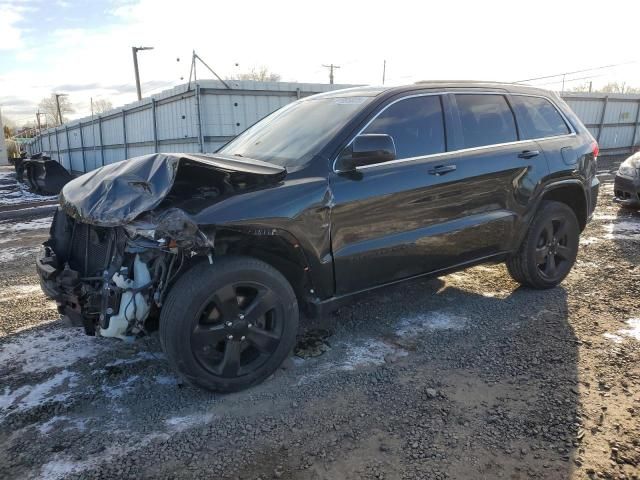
left=37, top=82, right=599, bottom=392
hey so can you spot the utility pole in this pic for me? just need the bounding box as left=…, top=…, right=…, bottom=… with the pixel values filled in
left=132, top=46, right=154, bottom=100
left=54, top=93, right=68, bottom=125
left=382, top=60, right=386, bottom=85
left=322, top=63, right=340, bottom=84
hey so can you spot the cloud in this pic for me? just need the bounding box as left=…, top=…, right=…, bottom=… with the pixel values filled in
left=0, top=6, right=25, bottom=50
left=2, top=0, right=640, bottom=124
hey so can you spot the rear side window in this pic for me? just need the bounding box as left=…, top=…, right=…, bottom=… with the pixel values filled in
left=455, top=94, right=518, bottom=148
left=363, top=96, right=445, bottom=159
left=510, top=95, right=570, bottom=139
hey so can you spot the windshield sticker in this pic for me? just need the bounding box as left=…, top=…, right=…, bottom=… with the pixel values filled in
left=332, top=97, right=368, bottom=105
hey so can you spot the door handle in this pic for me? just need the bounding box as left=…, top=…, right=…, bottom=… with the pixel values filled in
left=428, top=164, right=457, bottom=176
left=518, top=150, right=540, bottom=159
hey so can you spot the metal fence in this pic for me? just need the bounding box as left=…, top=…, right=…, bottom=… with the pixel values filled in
left=562, top=92, right=640, bottom=155
left=26, top=87, right=640, bottom=172
left=25, top=80, right=352, bottom=173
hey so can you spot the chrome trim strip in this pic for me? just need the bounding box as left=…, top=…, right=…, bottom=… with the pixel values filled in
left=344, top=134, right=576, bottom=172
left=332, top=90, right=577, bottom=173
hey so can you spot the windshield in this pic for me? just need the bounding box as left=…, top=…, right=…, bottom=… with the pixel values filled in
left=219, top=96, right=372, bottom=168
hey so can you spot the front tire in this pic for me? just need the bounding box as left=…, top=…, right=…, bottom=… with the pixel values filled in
left=506, top=201, right=580, bottom=289
left=160, top=256, right=298, bottom=392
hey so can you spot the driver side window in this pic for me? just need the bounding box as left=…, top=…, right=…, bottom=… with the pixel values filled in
left=363, top=95, right=446, bottom=159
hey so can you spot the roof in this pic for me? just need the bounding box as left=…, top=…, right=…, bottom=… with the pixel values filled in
left=314, top=81, right=556, bottom=99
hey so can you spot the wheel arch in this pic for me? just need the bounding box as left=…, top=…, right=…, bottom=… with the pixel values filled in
left=538, top=180, right=588, bottom=231
left=212, top=227, right=318, bottom=313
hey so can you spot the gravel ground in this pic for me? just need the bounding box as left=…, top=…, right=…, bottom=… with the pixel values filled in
left=0, top=157, right=639, bottom=480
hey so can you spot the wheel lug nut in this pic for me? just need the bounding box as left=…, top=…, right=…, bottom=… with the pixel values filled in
left=238, top=314, right=245, bottom=320
left=225, top=321, right=233, bottom=327
left=227, top=335, right=233, bottom=340
left=240, top=336, right=246, bottom=341
left=247, top=323, right=252, bottom=328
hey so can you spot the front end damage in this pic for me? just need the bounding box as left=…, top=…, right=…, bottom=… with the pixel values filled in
left=37, top=207, right=212, bottom=338
left=36, top=153, right=286, bottom=338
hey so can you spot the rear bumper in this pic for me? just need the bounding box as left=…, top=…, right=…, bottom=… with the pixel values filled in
left=614, top=174, right=640, bottom=207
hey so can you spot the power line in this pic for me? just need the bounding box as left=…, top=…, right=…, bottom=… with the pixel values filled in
left=514, top=61, right=635, bottom=83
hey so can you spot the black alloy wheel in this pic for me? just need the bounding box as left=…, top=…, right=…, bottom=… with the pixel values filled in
left=534, top=216, right=573, bottom=281
left=160, top=256, right=298, bottom=392
left=191, top=282, right=283, bottom=378
left=506, top=200, right=580, bottom=289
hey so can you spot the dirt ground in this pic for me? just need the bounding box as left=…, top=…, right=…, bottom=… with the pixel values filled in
left=0, top=158, right=638, bottom=480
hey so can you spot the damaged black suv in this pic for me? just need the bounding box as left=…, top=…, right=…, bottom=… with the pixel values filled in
left=37, top=82, right=599, bottom=392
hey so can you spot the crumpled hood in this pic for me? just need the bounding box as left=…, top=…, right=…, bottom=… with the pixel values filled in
left=60, top=153, right=286, bottom=226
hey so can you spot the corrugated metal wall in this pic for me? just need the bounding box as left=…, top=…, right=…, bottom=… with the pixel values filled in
left=27, top=87, right=640, bottom=172
left=562, top=93, right=640, bottom=153
left=27, top=80, right=353, bottom=173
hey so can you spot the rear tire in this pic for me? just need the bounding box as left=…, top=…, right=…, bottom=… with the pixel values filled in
left=160, top=256, right=298, bottom=392
left=506, top=201, right=579, bottom=289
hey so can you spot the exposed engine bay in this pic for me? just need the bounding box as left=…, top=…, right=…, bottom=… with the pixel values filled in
left=37, top=153, right=287, bottom=338
left=39, top=208, right=202, bottom=338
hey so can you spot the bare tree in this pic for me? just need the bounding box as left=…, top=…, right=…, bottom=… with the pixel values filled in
left=3, top=115, right=14, bottom=138
left=228, top=66, right=281, bottom=82
left=38, top=94, right=74, bottom=126
left=599, top=82, right=640, bottom=94
left=570, top=83, right=591, bottom=93
left=92, top=98, right=113, bottom=114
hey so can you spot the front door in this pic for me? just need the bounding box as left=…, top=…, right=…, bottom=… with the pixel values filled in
left=330, top=93, right=454, bottom=294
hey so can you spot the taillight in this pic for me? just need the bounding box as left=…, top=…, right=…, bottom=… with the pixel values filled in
left=591, top=141, right=599, bottom=159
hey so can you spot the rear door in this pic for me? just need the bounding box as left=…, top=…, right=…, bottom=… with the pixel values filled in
left=508, top=94, right=580, bottom=172
left=439, top=92, right=550, bottom=258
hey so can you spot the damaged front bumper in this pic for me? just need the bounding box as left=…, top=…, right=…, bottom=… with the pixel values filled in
left=36, top=208, right=209, bottom=338
left=37, top=246, right=92, bottom=332
left=614, top=174, right=640, bottom=207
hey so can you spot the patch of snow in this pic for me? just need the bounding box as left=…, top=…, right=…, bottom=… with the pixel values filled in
left=0, top=284, right=43, bottom=300
left=395, top=311, right=467, bottom=337
left=39, top=432, right=169, bottom=480
left=38, top=415, right=70, bottom=434
left=580, top=236, right=600, bottom=246
left=0, top=245, right=40, bottom=263
left=155, top=375, right=179, bottom=386
left=103, top=375, right=140, bottom=399
left=604, top=318, right=640, bottom=344
left=0, top=326, right=105, bottom=374
left=602, top=219, right=640, bottom=240
left=36, top=415, right=88, bottom=435
left=603, top=333, right=623, bottom=344
left=339, top=339, right=406, bottom=370
left=0, top=370, right=77, bottom=413
left=0, top=180, right=57, bottom=206
left=39, top=459, right=88, bottom=480
left=592, top=213, right=617, bottom=221
left=104, top=350, right=164, bottom=367
left=165, top=412, right=215, bottom=432
left=0, top=216, right=53, bottom=243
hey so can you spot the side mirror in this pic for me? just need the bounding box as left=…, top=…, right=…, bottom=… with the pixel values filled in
left=336, top=134, right=396, bottom=172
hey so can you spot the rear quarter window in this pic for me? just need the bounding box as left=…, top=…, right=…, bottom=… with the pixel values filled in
left=455, top=94, right=518, bottom=149
left=510, top=95, right=570, bottom=139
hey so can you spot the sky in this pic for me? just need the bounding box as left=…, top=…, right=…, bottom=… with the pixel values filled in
left=1, top=0, right=639, bottom=125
